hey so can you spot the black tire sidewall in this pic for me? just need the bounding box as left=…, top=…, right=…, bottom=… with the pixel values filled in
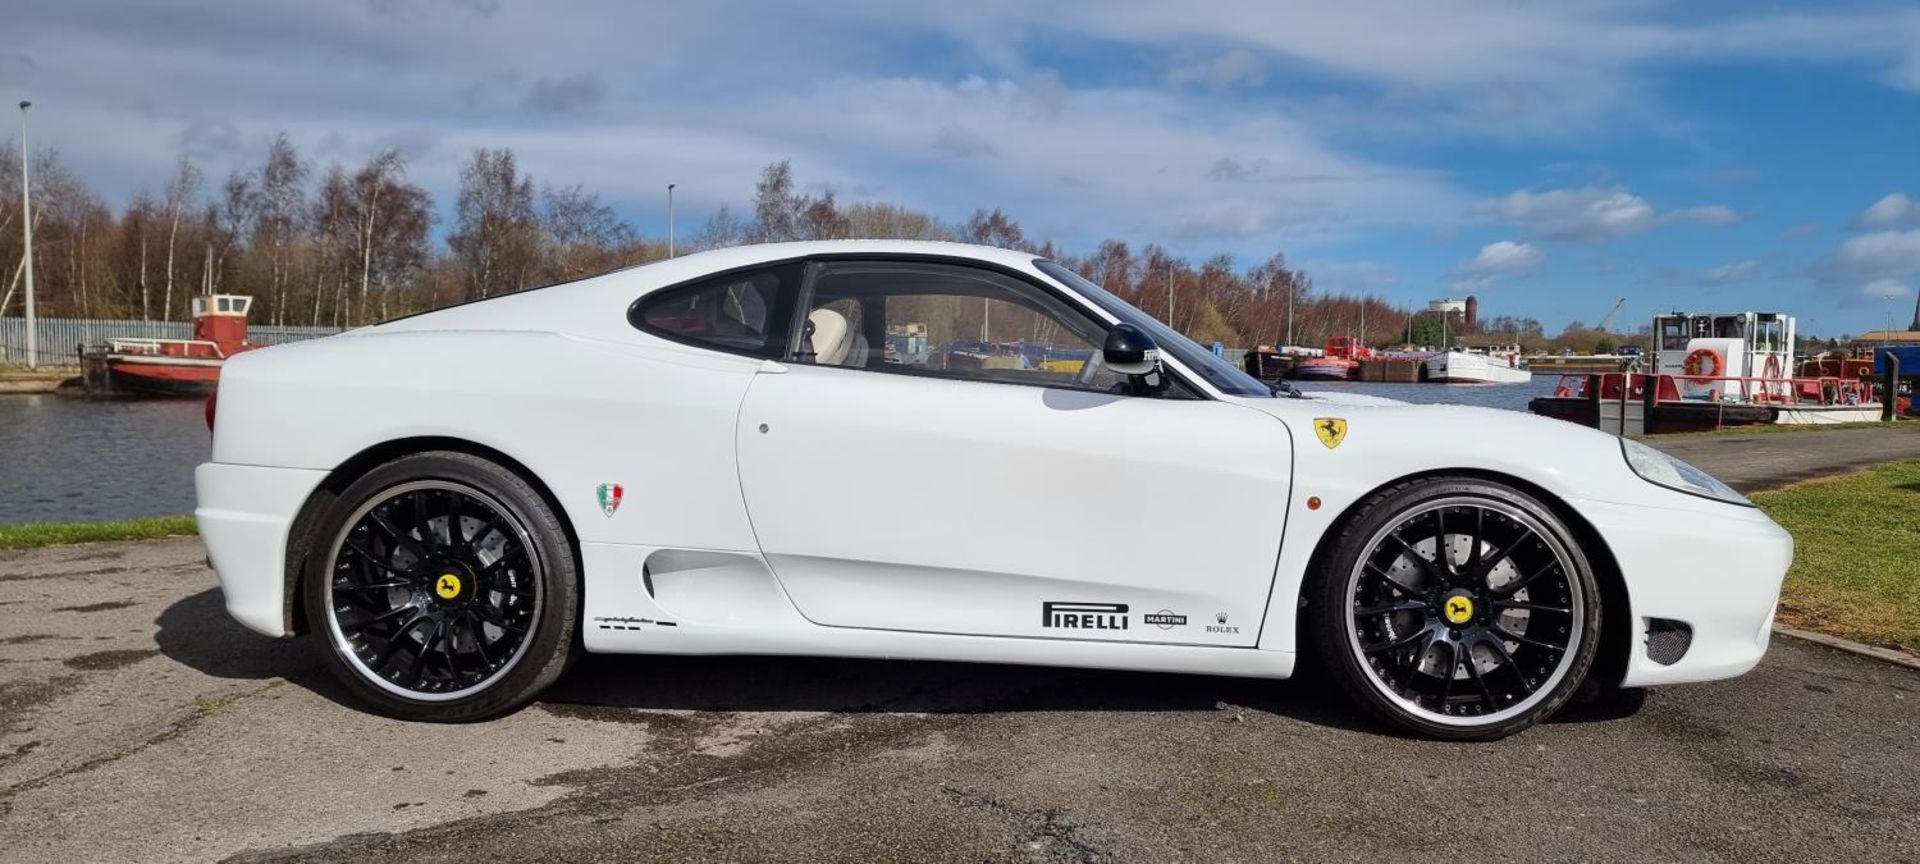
left=1307, top=477, right=1603, bottom=741
left=302, top=451, right=579, bottom=722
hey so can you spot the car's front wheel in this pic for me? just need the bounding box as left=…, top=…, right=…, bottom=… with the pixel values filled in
left=1307, top=476, right=1602, bottom=740
left=302, top=451, right=579, bottom=721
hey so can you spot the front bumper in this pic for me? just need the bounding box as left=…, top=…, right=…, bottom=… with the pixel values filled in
left=1572, top=496, right=1793, bottom=687
left=194, top=462, right=329, bottom=638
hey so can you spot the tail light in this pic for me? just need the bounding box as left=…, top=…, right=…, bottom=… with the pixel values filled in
left=204, top=391, right=217, bottom=432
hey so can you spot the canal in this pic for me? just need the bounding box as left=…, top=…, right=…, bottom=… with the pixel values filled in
left=0, top=377, right=1561, bottom=524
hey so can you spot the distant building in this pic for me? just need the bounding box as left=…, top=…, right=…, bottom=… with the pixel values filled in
left=1425, top=295, right=1479, bottom=333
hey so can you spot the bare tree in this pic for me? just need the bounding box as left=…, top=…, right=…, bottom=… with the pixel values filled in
left=251, top=134, right=309, bottom=326
left=541, top=183, right=635, bottom=280
left=161, top=155, right=201, bottom=321
left=448, top=148, right=540, bottom=300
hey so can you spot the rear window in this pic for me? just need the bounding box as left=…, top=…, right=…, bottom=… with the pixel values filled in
left=629, top=264, right=800, bottom=357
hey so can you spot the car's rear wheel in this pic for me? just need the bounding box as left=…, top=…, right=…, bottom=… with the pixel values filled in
left=1307, top=477, right=1602, bottom=740
left=302, top=451, right=578, bottom=721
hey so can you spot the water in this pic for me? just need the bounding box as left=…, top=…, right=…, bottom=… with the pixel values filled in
left=0, top=377, right=1558, bottom=524
left=0, top=395, right=210, bottom=523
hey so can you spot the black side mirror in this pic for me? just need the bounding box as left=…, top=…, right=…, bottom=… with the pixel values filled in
left=1102, top=323, right=1161, bottom=376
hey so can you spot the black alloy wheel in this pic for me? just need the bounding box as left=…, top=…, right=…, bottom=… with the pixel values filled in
left=1308, top=477, right=1602, bottom=740
left=304, top=452, right=578, bottom=721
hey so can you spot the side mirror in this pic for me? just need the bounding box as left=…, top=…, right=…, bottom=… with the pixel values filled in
left=1103, top=323, right=1161, bottom=376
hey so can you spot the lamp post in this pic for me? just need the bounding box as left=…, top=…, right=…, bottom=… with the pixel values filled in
left=19, top=100, right=34, bottom=369
left=666, top=183, right=676, bottom=258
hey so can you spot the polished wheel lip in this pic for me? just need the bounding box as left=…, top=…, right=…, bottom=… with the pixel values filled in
left=1343, top=496, right=1586, bottom=728
left=323, top=479, right=544, bottom=703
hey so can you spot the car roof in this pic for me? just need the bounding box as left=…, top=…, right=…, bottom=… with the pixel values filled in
left=363, top=241, right=1051, bottom=338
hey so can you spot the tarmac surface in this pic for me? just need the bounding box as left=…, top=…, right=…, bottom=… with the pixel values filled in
left=1, top=426, right=1917, bottom=863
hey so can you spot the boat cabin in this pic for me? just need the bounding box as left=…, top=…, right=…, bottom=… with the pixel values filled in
left=192, top=295, right=254, bottom=354
left=1651, top=311, right=1795, bottom=399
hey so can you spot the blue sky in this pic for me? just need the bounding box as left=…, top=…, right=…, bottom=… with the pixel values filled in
left=5, top=1, right=1919, bottom=335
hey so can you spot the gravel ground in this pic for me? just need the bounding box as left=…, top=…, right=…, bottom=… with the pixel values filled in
left=1, top=537, right=1916, bottom=864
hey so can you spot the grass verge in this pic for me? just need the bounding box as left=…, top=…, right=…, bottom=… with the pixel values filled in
left=0, top=515, right=198, bottom=551
left=1753, top=459, right=1920, bottom=655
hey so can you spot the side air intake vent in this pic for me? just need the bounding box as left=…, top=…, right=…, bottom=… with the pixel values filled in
left=1645, top=618, right=1693, bottom=666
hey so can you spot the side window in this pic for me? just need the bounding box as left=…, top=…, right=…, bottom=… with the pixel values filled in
left=630, top=264, right=798, bottom=357
left=797, top=261, right=1125, bottom=392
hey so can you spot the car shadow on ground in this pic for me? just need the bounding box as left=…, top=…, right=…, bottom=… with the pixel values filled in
left=154, top=587, right=1637, bottom=733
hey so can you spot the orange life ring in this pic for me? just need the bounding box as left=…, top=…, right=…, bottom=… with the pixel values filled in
left=1683, top=348, right=1722, bottom=379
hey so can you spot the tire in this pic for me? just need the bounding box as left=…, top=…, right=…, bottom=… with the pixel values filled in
left=302, top=451, right=579, bottom=722
left=1306, top=476, right=1602, bottom=741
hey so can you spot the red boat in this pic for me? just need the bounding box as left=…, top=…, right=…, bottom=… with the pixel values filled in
left=82, top=295, right=259, bottom=396
left=1288, top=336, right=1372, bottom=381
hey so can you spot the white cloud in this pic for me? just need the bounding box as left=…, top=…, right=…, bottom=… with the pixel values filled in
left=1814, top=228, right=1920, bottom=305
left=1855, top=192, right=1919, bottom=229
left=1451, top=240, right=1543, bottom=286
left=1481, top=187, right=1654, bottom=241
left=1830, top=229, right=1920, bottom=279
left=1704, top=260, right=1758, bottom=284
left=1167, top=49, right=1267, bottom=89
left=1860, top=279, right=1911, bottom=301
left=1480, top=185, right=1739, bottom=241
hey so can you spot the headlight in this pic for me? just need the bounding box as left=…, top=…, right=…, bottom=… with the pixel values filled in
left=1620, top=438, right=1751, bottom=506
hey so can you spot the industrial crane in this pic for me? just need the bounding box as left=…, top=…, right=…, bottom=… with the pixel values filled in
left=1596, top=296, right=1628, bottom=333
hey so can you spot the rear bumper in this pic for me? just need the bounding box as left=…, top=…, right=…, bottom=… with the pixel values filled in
left=194, top=462, right=329, bottom=638
left=1572, top=496, right=1793, bottom=687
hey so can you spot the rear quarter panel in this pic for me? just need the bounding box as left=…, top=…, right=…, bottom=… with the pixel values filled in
left=212, top=328, right=765, bottom=552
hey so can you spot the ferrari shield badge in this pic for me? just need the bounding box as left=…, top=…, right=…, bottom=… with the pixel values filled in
left=596, top=483, right=624, bottom=517
left=1314, top=417, right=1348, bottom=450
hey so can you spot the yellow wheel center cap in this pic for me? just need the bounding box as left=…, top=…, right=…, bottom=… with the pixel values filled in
left=1443, top=595, right=1475, bottom=624
left=434, top=573, right=463, bottom=600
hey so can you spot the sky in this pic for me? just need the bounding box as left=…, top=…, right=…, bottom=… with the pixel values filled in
left=4, top=1, right=1919, bottom=336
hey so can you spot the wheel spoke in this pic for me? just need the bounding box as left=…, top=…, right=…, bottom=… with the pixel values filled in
left=367, top=511, right=428, bottom=560
left=371, top=613, right=431, bottom=670
left=1492, top=560, right=1556, bottom=597
left=1492, top=623, right=1566, bottom=653
left=1363, top=625, right=1433, bottom=655
left=1490, top=599, right=1571, bottom=614
left=1355, top=598, right=1428, bottom=617
left=1382, top=534, right=1443, bottom=583
left=1397, top=631, right=1438, bottom=693
left=1463, top=647, right=1500, bottom=711
left=1361, top=562, right=1421, bottom=598
left=412, top=491, right=438, bottom=551
left=338, top=602, right=415, bottom=633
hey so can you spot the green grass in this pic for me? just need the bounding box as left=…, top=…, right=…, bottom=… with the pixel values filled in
left=0, top=515, right=198, bottom=550
left=1752, top=459, right=1920, bottom=655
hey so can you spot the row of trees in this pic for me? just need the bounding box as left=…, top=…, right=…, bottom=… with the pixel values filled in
left=2, top=134, right=1548, bottom=351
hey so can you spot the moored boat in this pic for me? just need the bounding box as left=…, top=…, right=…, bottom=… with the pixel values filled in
left=1288, top=336, right=1368, bottom=381
left=1424, top=350, right=1530, bottom=384
left=81, top=295, right=260, bottom=397
left=1528, top=310, right=1884, bottom=432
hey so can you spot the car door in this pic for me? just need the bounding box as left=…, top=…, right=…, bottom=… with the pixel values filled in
left=734, top=258, right=1293, bottom=646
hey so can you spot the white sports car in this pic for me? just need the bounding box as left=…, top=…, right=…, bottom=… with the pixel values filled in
left=195, top=241, right=1791, bottom=739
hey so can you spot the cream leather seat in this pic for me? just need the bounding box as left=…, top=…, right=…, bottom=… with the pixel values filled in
left=808, top=308, right=852, bottom=366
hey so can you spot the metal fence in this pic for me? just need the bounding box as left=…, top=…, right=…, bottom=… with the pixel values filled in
left=0, top=317, right=344, bottom=364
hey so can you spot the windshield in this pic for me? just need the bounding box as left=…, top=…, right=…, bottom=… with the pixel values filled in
left=1032, top=259, right=1272, bottom=397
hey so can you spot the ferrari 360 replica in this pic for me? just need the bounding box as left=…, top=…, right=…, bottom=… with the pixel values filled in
left=196, top=241, right=1791, bottom=739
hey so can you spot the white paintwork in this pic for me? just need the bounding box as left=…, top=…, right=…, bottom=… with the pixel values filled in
left=1424, top=351, right=1531, bottom=384
left=196, top=240, right=1792, bottom=694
